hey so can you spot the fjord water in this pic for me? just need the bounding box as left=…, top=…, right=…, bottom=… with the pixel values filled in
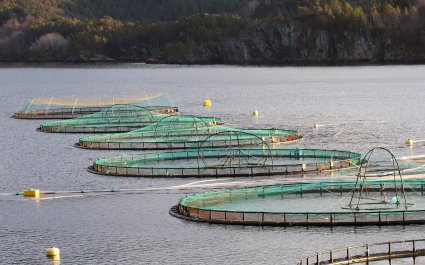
left=1, top=64, right=425, bottom=264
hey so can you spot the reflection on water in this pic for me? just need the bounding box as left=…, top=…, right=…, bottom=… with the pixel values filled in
left=1, top=64, right=425, bottom=264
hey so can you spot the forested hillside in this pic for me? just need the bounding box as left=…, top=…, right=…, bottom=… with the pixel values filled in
left=1, top=0, right=425, bottom=64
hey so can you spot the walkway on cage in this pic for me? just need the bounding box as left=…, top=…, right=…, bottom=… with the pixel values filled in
left=298, top=239, right=425, bottom=264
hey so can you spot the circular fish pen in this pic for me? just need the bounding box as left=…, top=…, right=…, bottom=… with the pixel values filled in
left=14, top=93, right=177, bottom=119
left=38, top=105, right=218, bottom=133
left=298, top=239, right=425, bottom=264
left=39, top=104, right=155, bottom=133
left=89, top=145, right=360, bottom=177
left=170, top=180, right=425, bottom=227
left=77, top=116, right=300, bottom=150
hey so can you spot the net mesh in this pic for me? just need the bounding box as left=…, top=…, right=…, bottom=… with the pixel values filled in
left=91, top=147, right=360, bottom=177
left=175, top=180, right=425, bottom=226
left=180, top=180, right=425, bottom=208
left=78, top=117, right=300, bottom=149
left=39, top=106, right=219, bottom=133
left=15, top=93, right=176, bottom=119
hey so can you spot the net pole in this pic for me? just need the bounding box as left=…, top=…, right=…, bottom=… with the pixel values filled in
left=26, top=99, right=34, bottom=112
left=72, top=97, right=78, bottom=115
left=147, top=93, right=152, bottom=108
left=46, top=97, right=54, bottom=115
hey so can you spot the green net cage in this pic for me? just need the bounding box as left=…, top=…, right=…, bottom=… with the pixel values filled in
left=90, top=145, right=360, bottom=177
left=14, top=93, right=177, bottom=119
left=171, top=147, right=425, bottom=227
left=77, top=116, right=300, bottom=150
left=38, top=105, right=219, bottom=133
left=172, top=179, right=425, bottom=227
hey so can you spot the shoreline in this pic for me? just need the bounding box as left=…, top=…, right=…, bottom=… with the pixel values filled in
left=1, top=59, right=425, bottom=68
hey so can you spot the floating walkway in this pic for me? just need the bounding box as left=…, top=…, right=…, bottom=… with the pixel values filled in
left=14, top=93, right=177, bottom=119
left=90, top=148, right=360, bottom=177
left=298, top=239, right=425, bottom=264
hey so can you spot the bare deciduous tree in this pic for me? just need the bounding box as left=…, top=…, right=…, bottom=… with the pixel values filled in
left=32, top=32, right=68, bottom=51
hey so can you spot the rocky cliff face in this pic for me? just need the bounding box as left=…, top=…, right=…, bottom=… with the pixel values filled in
left=168, top=20, right=425, bottom=64
left=2, top=0, right=425, bottom=64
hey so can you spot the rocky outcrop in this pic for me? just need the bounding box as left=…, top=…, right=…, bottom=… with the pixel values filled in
left=168, top=19, right=425, bottom=64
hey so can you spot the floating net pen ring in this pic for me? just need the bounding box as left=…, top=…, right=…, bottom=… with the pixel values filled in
left=38, top=104, right=156, bottom=133
left=15, top=93, right=175, bottom=119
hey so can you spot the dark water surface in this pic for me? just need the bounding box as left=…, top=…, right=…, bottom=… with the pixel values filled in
left=1, top=64, right=425, bottom=264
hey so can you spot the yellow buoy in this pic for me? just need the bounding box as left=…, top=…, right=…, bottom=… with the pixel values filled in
left=46, top=247, right=60, bottom=257
left=406, top=139, right=414, bottom=146
left=313, top=123, right=319, bottom=128
left=252, top=110, right=259, bottom=117
left=23, top=189, right=40, bottom=197
left=203, top=99, right=211, bottom=107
